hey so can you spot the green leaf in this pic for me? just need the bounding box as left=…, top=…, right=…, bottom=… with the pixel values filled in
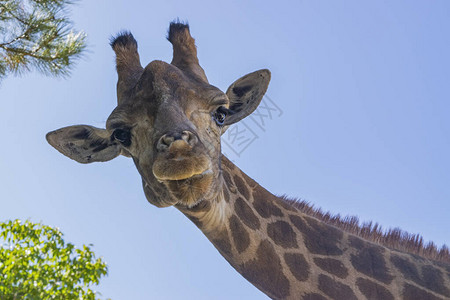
left=0, top=219, right=108, bottom=299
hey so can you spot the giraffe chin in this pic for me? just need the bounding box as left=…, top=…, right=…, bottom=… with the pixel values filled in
left=161, top=170, right=214, bottom=207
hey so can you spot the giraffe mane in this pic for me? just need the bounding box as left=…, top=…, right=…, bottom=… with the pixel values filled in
left=280, top=196, right=450, bottom=264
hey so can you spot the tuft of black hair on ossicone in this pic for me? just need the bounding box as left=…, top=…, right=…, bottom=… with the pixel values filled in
left=167, top=19, right=190, bottom=43
left=110, top=31, right=137, bottom=50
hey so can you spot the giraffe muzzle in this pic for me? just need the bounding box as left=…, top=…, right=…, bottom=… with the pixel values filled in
left=152, top=153, right=211, bottom=181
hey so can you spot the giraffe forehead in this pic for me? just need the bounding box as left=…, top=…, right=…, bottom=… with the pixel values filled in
left=108, top=61, right=228, bottom=129
left=135, top=60, right=224, bottom=106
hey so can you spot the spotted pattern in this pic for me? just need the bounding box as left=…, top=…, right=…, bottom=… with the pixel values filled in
left=234, top=197, right=261, bottom=230
left=241, top=170, right=258, bottom=188
left=240, top=240, right=290, bottom=299
left=222, top=185, right=231, bottom=202
left=302, top=293, right=328, bottom=300
left=391, top=255, right=422, bottom=284
left=349, top=234, right=365, bottom=249
left=267, top=221, right=298, bottom=248
left=421, top=265, right=450, bottom=297
left=214, top=162, right=449, bottom=299
left=222, top=171, right=236, bottom=193
left=290, top=215, right=343, bottom=255
left=284, top=253, right=310, bottom=281
left=318, top=274, right=357, bottom=300
left=252, top=187, right=284, bottom=218
left=392, top=255, right=450, bottom=297
left=403, top=283, right=444, bottom=300
left=356, top=277, right=394, bottom=300
left=221, top=156, right=237, bottom=172
left=444, top=264, right=450, bottom=275
left=276, top=198, right=299, bottom=212
left=313, top=257, right=348, bottom=279
left=233, top=174, right=250, bottom=199
left=212, top=231, right=232, bottom=257
left=229, top=215, right=250, bottom=253
left=350, top=236, right=393, bottom=284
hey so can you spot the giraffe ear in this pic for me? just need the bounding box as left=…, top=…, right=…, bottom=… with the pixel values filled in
left=223, top=69, right=271, bottom=126
left=46, top=125, right=122, bottom=164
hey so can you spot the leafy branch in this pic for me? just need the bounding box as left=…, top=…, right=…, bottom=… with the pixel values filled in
left=0, top=219, right=109, bottom=299
left=0, top=0, right=86, bottom=80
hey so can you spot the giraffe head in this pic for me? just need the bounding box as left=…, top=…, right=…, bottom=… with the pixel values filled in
left=46, top=22, right=270, bottom=208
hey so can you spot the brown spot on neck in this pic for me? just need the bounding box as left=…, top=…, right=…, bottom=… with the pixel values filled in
left=240, top=240, right=290, bottom=299
left=229, top=215, right=250, bottom=253
left=252, top=186, right=284, bottom=218
left=318, top=274, right=358, bottom=300
left=284, top=252, right=310, bottom=281
left=403, top=283, right=444, bottom=300
left=421, top=265, right=450, bottom=297
left=240, top=168, right=259, bottom=189
left=222, top=184, right=231, bottom=202
left=267, top=220, right=298, bottom=248
left=290, top=215, right=343, bottom=255
left=234, top=197, right=260, bottom=230
left=302, top=293, right=328, bottom=300
left=391, top=255, right=423, bottom=285
left=233, top=174, right=250, bottom=199
left=356, top=277, right=394, bottom=300
left=222, top=170, right=237, bottom=194
left=313, top=257, right=348, bottom=279
left=221, top=155, right=237, bottom=171
left=211, top=229, right=232, bottom=258
left=349, top=236, right=394, bottom=284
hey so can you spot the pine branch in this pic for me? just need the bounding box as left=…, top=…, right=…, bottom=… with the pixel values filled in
left=0, top=0, right=87, bottom=80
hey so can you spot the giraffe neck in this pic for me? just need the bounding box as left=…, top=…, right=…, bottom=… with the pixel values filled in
left=178, top=156, right=450, bottom=300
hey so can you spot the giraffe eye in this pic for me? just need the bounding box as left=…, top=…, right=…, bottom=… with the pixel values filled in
left=113, top=129, right=131, bottom=146
left=213, top=107, right=227, bottom=126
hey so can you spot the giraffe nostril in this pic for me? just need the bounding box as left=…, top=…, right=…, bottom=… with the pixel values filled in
left=163, top=135, right=174, bottom=146
left=157, top=134, right=174, bottom=151
left=182, top=130, right=198, bottom=146
left=157, top=131, right=197, bottom=151
left=181, top=131, right=190, bottom=142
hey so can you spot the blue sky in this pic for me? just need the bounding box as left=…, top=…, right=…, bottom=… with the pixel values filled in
left=1, top=1, right=449, bottom=299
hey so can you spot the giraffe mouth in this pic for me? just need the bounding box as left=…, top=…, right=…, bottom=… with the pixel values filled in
left=152, top=155, right=211, bottom=181
left=145, top=169, right=212, bottom=189
left=160, top=169, right=213, bottom=183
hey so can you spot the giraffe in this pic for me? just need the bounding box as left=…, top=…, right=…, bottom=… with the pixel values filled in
left=46, top=22, right=450, bottom=299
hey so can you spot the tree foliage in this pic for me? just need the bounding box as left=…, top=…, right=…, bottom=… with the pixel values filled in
left=0, top=219, right=108, bottom=299
left=0, top=0, right=86, bottom=80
